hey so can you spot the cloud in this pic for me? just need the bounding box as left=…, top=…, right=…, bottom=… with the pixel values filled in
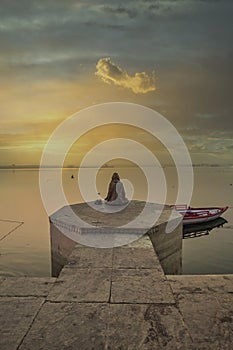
left=102, top=5, right=137, bottom=19
left=95, top=57, right=156, bottom=94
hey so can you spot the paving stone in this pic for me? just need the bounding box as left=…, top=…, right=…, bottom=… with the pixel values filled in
left=0, top=277, right=56, bottom=297
left=126, top=234, right=154, bottom=249
left=48, top=268, right=111, bottom=302
left=167, top=275, right=233, bottom=294
left=177, top=293, right=233, bottom=349
left=112, top=246, right=164, bottom=272
left=111, top=269, right=175, bottom=304
left=0, top=277, right=6, bottom=285
left=196, top=341, right=232, bottom=350
left=65, top=246, right=113, bottom=268
left=106, top=304, right=195, bottom=349
left=0, top=297, right=44, bottom=350
left=18, top=302, right=108, bottom=350
left=51, top=201, right=174, bottom=229
left=215, top=292, right=233, bottom=311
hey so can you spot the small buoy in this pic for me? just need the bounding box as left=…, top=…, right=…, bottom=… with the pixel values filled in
left=71, top=174, right=74, bottom=179
left=230, top=183, right=232, bottom=186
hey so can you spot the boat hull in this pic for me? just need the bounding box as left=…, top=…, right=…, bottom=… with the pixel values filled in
left=183, top=217, right=228, bottom=237
left=173, top=205, right=228, bottom=225
left=183, top=212, right=224, bottom=225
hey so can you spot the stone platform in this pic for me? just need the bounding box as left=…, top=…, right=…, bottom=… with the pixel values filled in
left=50, top=200, right=183, bottom=275
left=0, top=202, right=232, bottom=349
left=1, top=237, right=233, bottom=349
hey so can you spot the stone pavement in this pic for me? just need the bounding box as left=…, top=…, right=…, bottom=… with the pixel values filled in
left=0, top=237, right=233, bottom=349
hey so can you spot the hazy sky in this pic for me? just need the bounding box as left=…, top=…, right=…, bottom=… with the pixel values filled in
left=0, top=0, right=232, bottom=165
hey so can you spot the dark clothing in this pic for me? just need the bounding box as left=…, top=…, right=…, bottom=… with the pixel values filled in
left=105, top=180, right=118, bottom=201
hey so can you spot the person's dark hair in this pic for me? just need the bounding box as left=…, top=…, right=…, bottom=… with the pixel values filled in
left=112, top=172, right=120, bottom=181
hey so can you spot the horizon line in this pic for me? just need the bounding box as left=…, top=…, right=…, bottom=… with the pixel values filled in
left=0, top=163, right=232, bottom=169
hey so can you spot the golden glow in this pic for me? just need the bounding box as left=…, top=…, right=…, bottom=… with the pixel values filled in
left=64, top=124, right=175, bottom=167
left=0, top=71, right=157, bottom=166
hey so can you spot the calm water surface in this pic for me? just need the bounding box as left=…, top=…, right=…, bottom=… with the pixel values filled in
left=0, top=167, right=232, bottom=276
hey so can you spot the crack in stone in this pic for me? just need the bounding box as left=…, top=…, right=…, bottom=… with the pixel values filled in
left=16, top=299, right=46, bottom=350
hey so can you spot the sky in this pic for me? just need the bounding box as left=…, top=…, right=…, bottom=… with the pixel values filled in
left=0, top=0, right=233, bottom=166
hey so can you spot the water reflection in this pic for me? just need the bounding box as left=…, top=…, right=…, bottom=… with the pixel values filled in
left=183, top=217, right=228, bottom=239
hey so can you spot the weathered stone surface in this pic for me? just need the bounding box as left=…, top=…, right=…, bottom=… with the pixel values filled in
left=66, top=246, right=113, bottom=268
left=113, top=246, right=164, bottom=271
left=0, top=297, right=44, bottom=350
left=0, top=277, right=6, bottom=285
left=51, top=201, right=174, bottom=228
left=0, top=277, right=56, bottom=297
left=177, top=293, right=233, bottom=349
left=1, top=246, right=233, bottom=349
left=167, top=275, right=233, bottom=294
left=48, top=268, right=111, bottom=302
left=126, top=234, right=154, bottom=249
left=111, top=269, right=175, bottom=304
left=148, top=218, right=183, bottom=275
left=18, top=302, right=108, bottom=350
left=160, top=250, right=182, bottom=275
left=50, top=200, right=183, bottom=273
left=149, top=224, right=182, bottom=261
left=3, top=202, right=233, bottom=349
left=106, top=304, right=195, bottom=349
left=215, top=292, right=233, bottom=311
left=50, top=223, right=77, bottom=277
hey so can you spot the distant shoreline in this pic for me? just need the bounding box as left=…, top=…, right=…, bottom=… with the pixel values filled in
left=0, top=164, right=232, bottom=170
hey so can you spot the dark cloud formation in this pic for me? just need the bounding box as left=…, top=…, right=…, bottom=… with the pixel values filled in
left=103, top=5, right=137, bottom=19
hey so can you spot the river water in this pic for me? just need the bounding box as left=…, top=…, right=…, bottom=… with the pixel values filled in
left=0, top=166, right=232, bottom=276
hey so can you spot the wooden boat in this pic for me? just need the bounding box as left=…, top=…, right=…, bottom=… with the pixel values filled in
left=171, top=204, right=228, bottom=225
